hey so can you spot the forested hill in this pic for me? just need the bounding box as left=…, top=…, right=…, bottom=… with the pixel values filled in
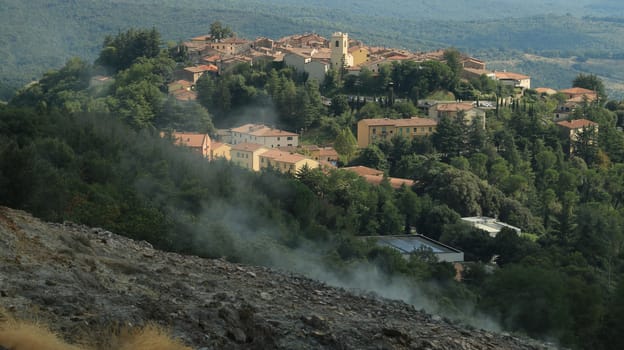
left=3, top=0, right=624, bottom=99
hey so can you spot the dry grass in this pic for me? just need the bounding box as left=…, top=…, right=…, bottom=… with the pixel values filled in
left=0, top=311, right=191, bottom=350
left=109, top=324, right=192, bottom=350
left=0, top=317, right=82, bottom=350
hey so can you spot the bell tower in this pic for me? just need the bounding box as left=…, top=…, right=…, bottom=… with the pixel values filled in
left=330, top=32, right=349, bottom=71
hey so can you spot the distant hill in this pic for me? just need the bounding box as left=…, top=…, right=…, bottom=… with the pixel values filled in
left=2, top=0, right=624, bottom=99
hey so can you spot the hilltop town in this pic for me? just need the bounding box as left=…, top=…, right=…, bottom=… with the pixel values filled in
left=164, top=28, right=600, bottom=192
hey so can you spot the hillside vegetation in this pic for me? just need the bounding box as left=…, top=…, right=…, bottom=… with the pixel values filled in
left=3, top=1, right=624, bottom=99
left=4, top=26, right=624, bottom=349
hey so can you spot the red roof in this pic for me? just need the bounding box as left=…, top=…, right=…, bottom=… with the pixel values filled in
left=171, top=132, right=208, bottom=148
left=231, top=142, right=267, bottom=152
left=559, top=87, right=595, bottom=95
left=201, top=54, right=222, bottom=63
left=184, top=64, right=218, bottom=73
left=342, top=166, right=414, bottom=189
left=343, top=166, right=384, bottom=177
left=494, top=72, right=530, bottom=80
left=556, top=119, right=598, bottom=129
left=435, top=102, right=476, bottom=112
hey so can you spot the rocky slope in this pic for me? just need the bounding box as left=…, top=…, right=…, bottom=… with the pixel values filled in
left=0, top=206, right=552, bottom=349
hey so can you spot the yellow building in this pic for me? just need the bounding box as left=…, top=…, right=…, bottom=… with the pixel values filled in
left=230, top=142, right=268, bottom=171
left=259, top=149, right=319, bottom=174
left=357, top=117, right=437, bottom=148
left=349, top=45, right=370, bottom=67
left=209, top=142, right=231, bottom=161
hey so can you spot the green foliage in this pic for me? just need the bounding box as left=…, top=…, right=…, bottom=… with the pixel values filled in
left=209, top=21, right=233, bottom=41
left=350, top=144, right=388, bottom=171
left=333, top=128, right=357, bottom=163
left=432, top=116, right=464, bottom=158
left=96, top=28, right=161, bottom=72
left=479, top=265, right=574, bottom=343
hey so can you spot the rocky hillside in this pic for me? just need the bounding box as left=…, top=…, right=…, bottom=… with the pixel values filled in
left=0, top=207, right=551, bottom=349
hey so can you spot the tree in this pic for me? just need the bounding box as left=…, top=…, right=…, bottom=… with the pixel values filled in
left=209, top=21, right=233, bottom=41
left=430, top=167, right=483, bottom=216
left=439, top=222, right=493, bottom=261
left=155, top=98, right=215, bottom=133
left=572, top=125, right=599, bottom=165
left=417, top=204, right=460, bottom=241
left=574, top=202, right=624, bottom=288
left=442, top=48, right=462, bottom=90
left=350, top=144, right=388, bottom=171
left=600, top=280, right=624, bottom=350
left=479, top=266, right=574, bottom=343
left=330, top=94, right=350, bottom=116
left=334, top=128, right=357, bottom=163
left=96, top=28, right=161, bottom=72
left=432, top=116, right=464, bottom=158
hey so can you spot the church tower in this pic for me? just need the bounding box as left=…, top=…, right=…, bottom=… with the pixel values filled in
left=330, top=32, right=350, bottom=71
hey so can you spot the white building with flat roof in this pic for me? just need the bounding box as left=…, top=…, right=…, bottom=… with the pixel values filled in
left=461, top=217, right=521, bottom=237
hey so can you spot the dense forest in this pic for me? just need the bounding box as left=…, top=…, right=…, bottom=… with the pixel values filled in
left=3, top=0, right=624, bottom=100
left=4, top=27, right=624, bottom=349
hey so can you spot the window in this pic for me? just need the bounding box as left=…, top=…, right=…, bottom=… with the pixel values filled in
left=413, top=128, right=417, bottom=132
left=287, top=136, right=293, bottom=140
left=372, top=128, right=376, bottom=134
left=429, top=127, right=433, bottom=132
left=335, top=40, right=339, bottom=47
left=277, top=137, right=281, bottom=140
left=421, top=127, right=425, bottom=132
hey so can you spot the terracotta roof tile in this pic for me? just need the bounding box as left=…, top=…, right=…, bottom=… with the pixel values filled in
left=494, top=72, right=530, bottom=80
left=559, top=87, right=595, bottom=95
left=362, top=175, right=415, bottom=189
left=435, top=103, right=476, bottom=112
left=171, top=132, right=208, bottom=148
left=343, top=166, right=384, bottom=177
left=184, top=64, right=218, bottom=73
left=556, top=119, right=598, bottom=129
left=231, top=142, right=267, bottom=152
